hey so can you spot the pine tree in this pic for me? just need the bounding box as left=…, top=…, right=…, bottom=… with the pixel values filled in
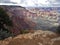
left=0, top=7, right=13, bottom=40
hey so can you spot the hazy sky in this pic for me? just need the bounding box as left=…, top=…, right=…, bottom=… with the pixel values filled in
left=0, top=0, right=60, bottom=7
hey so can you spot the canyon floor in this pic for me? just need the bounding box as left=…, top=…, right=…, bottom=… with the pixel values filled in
left=0, top=30, right=60, bottom=45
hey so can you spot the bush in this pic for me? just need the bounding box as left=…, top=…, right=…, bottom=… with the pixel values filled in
left=57, top=25, right=60, bottom=34
left=20, top=30, right=29, bottom=34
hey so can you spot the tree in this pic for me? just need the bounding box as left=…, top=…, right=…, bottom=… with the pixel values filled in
left=0, top=7, right=13, bottom=40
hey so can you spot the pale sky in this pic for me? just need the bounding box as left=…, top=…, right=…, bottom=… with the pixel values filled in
left=0, top=0, right=60, bottom=7
left=10, top=0, right=21, bottom=4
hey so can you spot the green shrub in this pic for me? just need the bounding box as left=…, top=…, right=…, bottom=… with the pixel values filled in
left=56, top=25, right=60, bottom=34
left=20, top=30, right=30, bottom=34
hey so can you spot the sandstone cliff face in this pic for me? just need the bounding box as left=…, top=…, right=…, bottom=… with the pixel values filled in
left=0, top=5, right=36, bottom=35
left=26, top=7, right=59, bottom=30
left=0, top=6, right=59, bottom=34
left=0, top=30, right=60, bottom=45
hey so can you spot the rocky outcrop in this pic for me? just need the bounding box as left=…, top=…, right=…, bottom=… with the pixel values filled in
left=0, top=30, right=60, bottom=45
left=0, top=5, right=36, bottom=35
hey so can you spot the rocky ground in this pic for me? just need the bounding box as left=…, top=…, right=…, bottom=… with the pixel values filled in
left=0, top=30, right=60, bottom=45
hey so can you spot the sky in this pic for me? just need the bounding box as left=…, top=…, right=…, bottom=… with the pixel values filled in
left=0, top=0, right=60, bottom=7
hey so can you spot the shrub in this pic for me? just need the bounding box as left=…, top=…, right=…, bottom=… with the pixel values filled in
left=56, top=25, right=60, bottom=34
